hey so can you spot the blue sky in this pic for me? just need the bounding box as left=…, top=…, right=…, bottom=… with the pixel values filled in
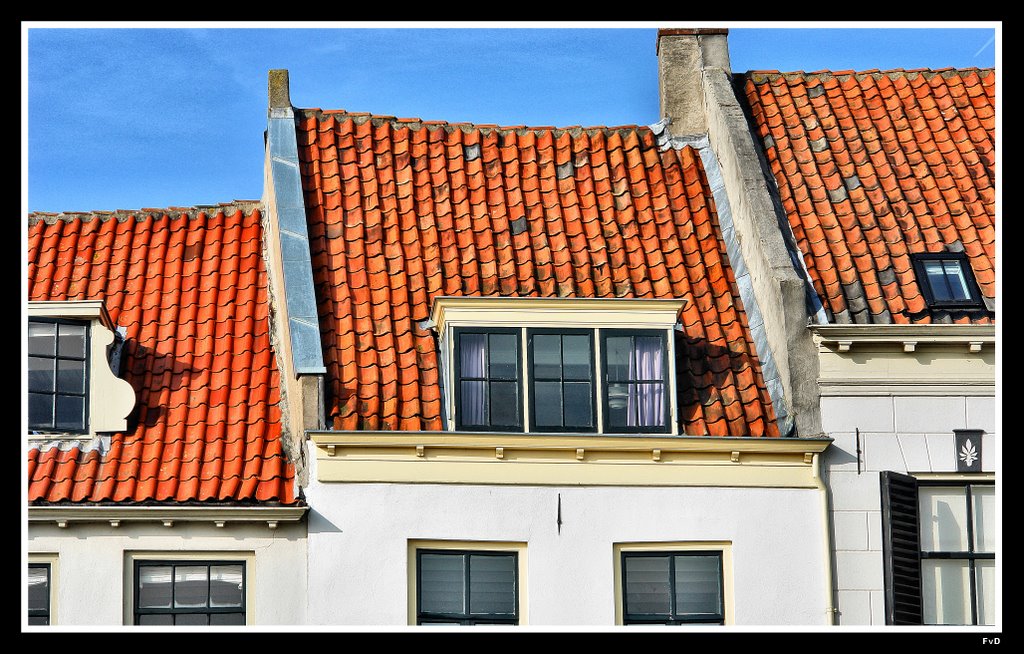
left=23, top=23, right=999, bottom=214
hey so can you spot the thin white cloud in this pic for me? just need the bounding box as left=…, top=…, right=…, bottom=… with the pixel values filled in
left=973, top=35, right=995, bottom=58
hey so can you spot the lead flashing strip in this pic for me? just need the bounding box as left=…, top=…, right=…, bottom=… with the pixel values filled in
left=268, top=111, right=326, bottom=375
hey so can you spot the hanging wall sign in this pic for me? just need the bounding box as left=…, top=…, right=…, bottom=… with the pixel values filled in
left=954, top=429, right=983, bottom=472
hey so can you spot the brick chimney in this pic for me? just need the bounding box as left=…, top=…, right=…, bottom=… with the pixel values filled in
left=656, top=28, right=731, bottom=136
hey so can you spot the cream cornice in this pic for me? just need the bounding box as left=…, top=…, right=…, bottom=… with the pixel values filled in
left=28, top=505, right=308, bottom=529
left=308, top=431, right=833, bottom=488
left=28, top=299, right=116, bottom=331
left=810, top=323, right=995, bottom=352
left=310, top=431, right=830, bottom=454
left=429, top=296, right=687, bottom=331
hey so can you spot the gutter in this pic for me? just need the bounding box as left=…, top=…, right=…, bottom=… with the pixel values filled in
left=811, top=452, right=838, bottom=625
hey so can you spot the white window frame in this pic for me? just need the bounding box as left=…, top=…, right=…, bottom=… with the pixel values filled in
left=27, top=552, right=58, bottom=626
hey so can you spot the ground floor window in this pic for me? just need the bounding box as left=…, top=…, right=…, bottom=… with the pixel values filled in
left=415, top=549, right=518, bottom=625
left=28, top=563, right=51, bottom=625
left=620, top=551, right=725, bottom=625
left=133, top=560, right=246, bottom=625
left=881, top=473, right=995, bottom=625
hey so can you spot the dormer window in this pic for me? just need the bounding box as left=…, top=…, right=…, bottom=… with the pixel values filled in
left=911, top=253, right=984, bottom=310
left=28, top=318, right=90, bottom=433
left=434, top=297, right=683, bottom=436
left=26, top=301, right=136, bottom=438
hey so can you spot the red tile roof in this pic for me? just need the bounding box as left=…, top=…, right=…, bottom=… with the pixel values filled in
left=297, top=112, right=780, bottom=437
left=743, top=69, right=995, bottom=324
left=27, top=207, right=297, bottom=504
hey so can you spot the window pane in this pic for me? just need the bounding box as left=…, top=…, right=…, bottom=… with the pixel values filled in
left=469, top=555, right=516, bottom=616
left=562, top=335, right=591, bottom=380
left=137, top=614, right=174, bottom=626
left=174, top=566, right=209, bottom=608
left=489, top=381, right=520, bottom=428
left=175, top=613, right=209, bottom=626
left=28, top=616, right=49, bottom=626
left=57, top=360, right=86, bottom=394
left=972, top=486, right=995, bottom=553
left=533, top=335, right=561, bottom=379
left=29, top=356, right=54, bottom=393
left=563, top=382, right=593, bottom=428
left=975, top=560, right=995, bottom=626
left=674, top=556, right=721, bottom=616
left=28, top=566, right=49, bottom=612
left=634, top=337, right=664, bottom=381
left=605, top=337, right=632, bottom=381
left=488, top=333, right=518, bottom=379
left=919, top=487, right=969, bottom=551
left=29, top=393, right=54, bottom=429
left=460, top=381, right=487, bottom=426
left=210, top=613, right=245, bottom=625
left=420, top=554, right=465, bottom=614
left=606, top=383, right=630, bottom=428
left=922, top=559, right=971, bottom=625
left=624, top=556, right=671, bottom=616
left=138, top=566, right=173, bottom=609
left=54, top=395, right=85, bottom=431
left=943, top=261, right=971, bottom=301
left=28, top=321, right=56, bottom=356
left=924, top=261, right=953, bottom=302
left=57, top=323, right=87, bottom=358
left=209, top=565, right=244, bottom=608
left=533, top=381, right=562, bottom=427
left=460, top=334, right=486, bottom=378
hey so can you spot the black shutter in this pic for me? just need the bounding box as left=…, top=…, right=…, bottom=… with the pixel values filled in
left=880, top=471, right=922, bottom=625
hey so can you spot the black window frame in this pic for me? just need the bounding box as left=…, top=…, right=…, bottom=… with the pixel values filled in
left=527, top=328, right=597, bottom=433
left=415, top=549, right=519, bottom=625
left=28, top=317, right=91, bottom=434
left=917, top=480, right=995, bottom=626
left=453, top=327, right=524, bottom=432
left=600, top=329, right=671, bottom=434
left=28, top=563, right=51, bottom=626
left=133, top=559, right=247, bottom=626
left=910, top=252, right=985, bottom=310
left=620, top=550, right=725, bottom=625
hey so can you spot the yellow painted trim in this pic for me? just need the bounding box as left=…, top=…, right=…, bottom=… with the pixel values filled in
left=406, top=539, right=528, bottom=626
left=612, top=541, right=733, bottom=626
left=430, top=296, right=687, bottom=333
left=311, top=433, right=830, bottom=487
left=28, top=552, right=59, bottom=626
left=122, top=550, right=256, bottom=626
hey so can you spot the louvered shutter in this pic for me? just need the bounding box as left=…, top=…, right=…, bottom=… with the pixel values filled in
left=880, top=471, right=922, bottom=625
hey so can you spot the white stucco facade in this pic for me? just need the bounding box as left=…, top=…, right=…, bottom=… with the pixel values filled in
left=303, top=453, right=832, bottom=626
left=27, top=521, right=307, bottom=627
left=812, top=328, right=998, bottom=626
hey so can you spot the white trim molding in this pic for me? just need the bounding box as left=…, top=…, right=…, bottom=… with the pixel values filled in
left=810, top=324, right=995, bottom=352
left=28, top=505, right=307, bottom=530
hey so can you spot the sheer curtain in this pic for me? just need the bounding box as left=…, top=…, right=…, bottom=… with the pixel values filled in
left=627, top=336, right=664, bottom=427
left=460, top=334, right=487, bottom=425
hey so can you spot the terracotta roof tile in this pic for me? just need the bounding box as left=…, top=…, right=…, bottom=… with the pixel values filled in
left=297, top=111, right=781, bottom=437
left=27, top=208, right=296, bottom=505
left=743, top=69, right=995, bottom=323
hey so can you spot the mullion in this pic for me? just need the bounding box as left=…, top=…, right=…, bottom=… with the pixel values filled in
left=965, top=485, right=977, bottom=625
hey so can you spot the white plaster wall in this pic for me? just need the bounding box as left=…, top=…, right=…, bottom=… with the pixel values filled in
left=28, top=522, right=306, bottom=626
left=821, top=393, right=998, bottom=625
left=304, top=459, right=830, bottom=626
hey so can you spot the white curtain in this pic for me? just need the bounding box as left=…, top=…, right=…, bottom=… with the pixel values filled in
left=460, top=334, right=487, bottom=425
left=627, top=336, right=664, bottom=427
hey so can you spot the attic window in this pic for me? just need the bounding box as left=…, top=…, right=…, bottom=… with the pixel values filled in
left=911, top=253, right=984, bottom=310
left=28, top=318, right=89, bottom=433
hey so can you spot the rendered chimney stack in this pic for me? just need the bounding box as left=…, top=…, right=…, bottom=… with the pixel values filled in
left=657, top=28, right=731, bottom=136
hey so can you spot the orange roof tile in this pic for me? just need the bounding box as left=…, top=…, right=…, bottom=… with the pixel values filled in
left=297, top=112, right=780, bottom=436
left=743, top=69, right=995, bottom=324
left=27, top=208, right=297, bottom=505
